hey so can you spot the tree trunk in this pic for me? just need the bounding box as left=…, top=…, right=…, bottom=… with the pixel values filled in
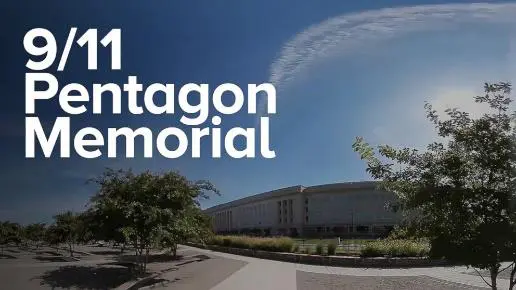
left=490, top=266, right=498, bottom=290
left=172, top=243, right=177, bottom=258
left=144, top=248, right=149, bottom=273
left=136, top=247, right=144, bottom=275
left=509, top=263, right=516, bottom=290
left=69, top=243, right=73, bottom=257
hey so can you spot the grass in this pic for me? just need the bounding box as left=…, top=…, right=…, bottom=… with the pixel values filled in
left=294, top=238, right=374, bottom=256
left=293, top=238, right=337, bottom=245
left=294, top=238, right=373, bottom=245
left=207, top=235, right=429, bottom=257
left=315, top=243, right=324, bottom=255
left=360, top=239, right=430, bottom=257
left=327, top=242, right=337, bottom=255
left=208, top=235, right=294, bottom=253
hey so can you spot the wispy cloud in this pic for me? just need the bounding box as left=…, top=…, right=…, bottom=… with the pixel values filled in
left=261, top=3, right=516, bottom=116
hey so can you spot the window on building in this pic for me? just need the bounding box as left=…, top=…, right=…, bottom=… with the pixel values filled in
left=305, top=198, right=308, bottom=204
left=356, top=226, right=369, bottom=233
left=305, top=216, right=309, bottom=222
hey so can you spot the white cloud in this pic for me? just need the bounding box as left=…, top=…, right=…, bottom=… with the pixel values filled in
left=262, top=3, right=516, bottom=116
left=366, top=81, right=516, bottom=149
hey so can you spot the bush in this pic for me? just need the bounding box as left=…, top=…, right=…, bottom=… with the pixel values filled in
left=327, top=242, right=337, bottom=255
left=315, top=243, right=324, bottom=255
left=386, top=225, right=411, bottom=240
left=360, top=239, right=429, bottom=257
left=207, top=235, right=294, bottom=253
left=292, top=244, right=300, bottom=253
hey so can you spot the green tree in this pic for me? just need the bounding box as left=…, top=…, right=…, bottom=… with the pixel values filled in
left=44, top=224, right=63, bottom=253
left=0, top=221, right=22, bottom=253
left=84, top=202, right=128, bottom=252
left=52, top=211, right=84, bottom=257
left=23, top=223, right=46, bottom=248
left=89, top=168, right=218, bottom=274
left=160, top=206, right=214, bottom=257
left=353, top=82, right=516, bottom=290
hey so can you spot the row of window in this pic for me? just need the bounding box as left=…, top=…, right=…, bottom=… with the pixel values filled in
left=213, top=210, right=232, bottom=229
left=305, top=197, right=309, bottom=223
left=278, top=199, right=294, bottom=224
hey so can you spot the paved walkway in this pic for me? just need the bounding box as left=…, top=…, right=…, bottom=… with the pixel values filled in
left=181, top=245, right=511, bottom=290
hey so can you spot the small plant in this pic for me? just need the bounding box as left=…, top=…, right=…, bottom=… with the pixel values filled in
left=292, top=244, right=300, bottom=253
left=315, top=243, right=324, bottom=255
left=207, top=235, right=295, bottom=252
left=327, top=242, right=337, bottom=255
left=360, top=239, right=429, bottom=257
left=303, top=246, right=312, bottom=255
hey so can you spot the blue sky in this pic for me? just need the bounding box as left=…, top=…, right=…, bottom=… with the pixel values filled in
left=1, top=1, right=516, bottom=223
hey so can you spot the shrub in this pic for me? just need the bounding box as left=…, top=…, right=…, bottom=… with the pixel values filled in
left=327, top=242, right=337, bottom=255
left=361, top=242, right=386, bottom=257
left=207, top=235, right=294, bottom=253
left=315, top=243, right=324, bottom=255
left=386, top=225, right=411, bottom=240
left=292, top=244, right=300, bottom=253
left=360, top=239, right=429, bottom=257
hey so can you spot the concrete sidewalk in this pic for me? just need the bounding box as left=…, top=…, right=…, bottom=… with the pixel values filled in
left=181, top=245, right=509, bottom=290
left=211, top=260, right=297, bottom=290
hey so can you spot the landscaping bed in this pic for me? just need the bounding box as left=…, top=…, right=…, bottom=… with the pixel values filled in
left=192, top=235, right=447, bottom=268
left=189, top=242, right=449, bottom=268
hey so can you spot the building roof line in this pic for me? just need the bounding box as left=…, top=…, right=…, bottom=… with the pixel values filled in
left=203, top=180, right=379, bottom=213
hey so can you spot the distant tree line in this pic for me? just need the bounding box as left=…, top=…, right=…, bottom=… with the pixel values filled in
left=0, top=169, right=218, bottom=274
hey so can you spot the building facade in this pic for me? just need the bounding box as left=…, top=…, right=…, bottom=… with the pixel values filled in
left=204, top=181, right=402, bottom=238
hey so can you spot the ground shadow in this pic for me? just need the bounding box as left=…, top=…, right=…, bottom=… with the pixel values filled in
left=89, top=250, right=122, bottom=256
left=0, top=254, right=17, bottom=259
left=38, top=265, right=136, bottom=289
left=128, top=277, right=174, bottom=290
left=464, top=267, right=512, bottom=280
left=35, top=250, right=61, bottom=256
left=100, top=261, right=139, bottom=272
left=192, top=254, right=210, bottom=261
left=117, top=253, right=185, bottom=263
left=34, top=256, right=69, bottom=262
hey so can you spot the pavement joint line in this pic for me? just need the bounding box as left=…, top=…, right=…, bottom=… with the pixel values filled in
left=423, top=275, right=489, bottom=289
left=181, top=245, right=514, bottom=289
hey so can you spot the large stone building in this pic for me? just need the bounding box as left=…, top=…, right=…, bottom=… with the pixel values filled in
left=203, top=181, right=402, bottom=238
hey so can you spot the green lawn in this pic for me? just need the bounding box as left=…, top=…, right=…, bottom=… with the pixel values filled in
left=293, top=238, right=374, bottom=245
left=293, top=238, right=337, bottom=245
left=293, top=238, right=375, bottom=255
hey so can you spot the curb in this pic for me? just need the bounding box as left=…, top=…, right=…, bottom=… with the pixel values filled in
left=186, top=243, right=451, bottom=268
